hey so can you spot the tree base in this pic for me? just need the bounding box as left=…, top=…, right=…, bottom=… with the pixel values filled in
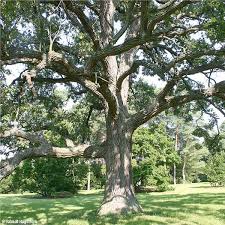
left=98, top=195, right=143, bottom=216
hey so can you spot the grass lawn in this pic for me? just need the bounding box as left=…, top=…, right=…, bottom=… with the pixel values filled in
left=0, top=183, right=225, bottom=225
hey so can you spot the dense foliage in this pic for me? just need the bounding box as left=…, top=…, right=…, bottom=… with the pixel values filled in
left=9, top=158, right=88, bottom=197
left=1, top=118, right=225, bottom=195
left=205, top=151, right=225, bottom=187
left=132, top=122, right=179, bottom=191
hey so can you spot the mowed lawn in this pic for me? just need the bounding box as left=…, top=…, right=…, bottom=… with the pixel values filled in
left=0, top=183, right=225, bottom=225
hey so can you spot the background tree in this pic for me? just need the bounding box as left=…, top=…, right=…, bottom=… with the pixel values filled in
left=180, top=138, right=208, bottom=183
left=194, top=122, right=225, bottom=155
left=132, top=122, right=179, bottom=191
left=1, top=0, right=225, bottom=215
left=205, top=151, right=225, bottom=187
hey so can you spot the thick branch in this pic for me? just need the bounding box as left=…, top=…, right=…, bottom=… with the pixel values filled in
left=131, top=80, right=225, bottom=129
left=0, top=128, right=106, bottom=180
left=117, top=60, right=142, bottom=90
left=147, top=0, right=200, bottom=33
left=164, top=47, right=225, bottom=73
left=99, top=0, right=115, bottom=45
left=1, top=49, right=106, bottom=105
left=140, top=1, right=149, bottom=32
left=0, top=128, right=47, bottom=145
left=156, top=61, right=225, bottom=101
left=112, top=1, right=136, bottom=45
left=0, top=50, right=42, bottom=67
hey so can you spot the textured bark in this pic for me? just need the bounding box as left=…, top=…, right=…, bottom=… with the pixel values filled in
left=98, top=114, right=142, bottom=215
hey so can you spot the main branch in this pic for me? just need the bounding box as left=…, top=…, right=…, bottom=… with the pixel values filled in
left=131, top=80, right=225, bottom=129
left=0, top=128, right=106, bottom=180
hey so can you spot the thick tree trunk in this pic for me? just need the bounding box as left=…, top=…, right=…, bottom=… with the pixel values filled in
left=98, top=115, right=142, bottom=215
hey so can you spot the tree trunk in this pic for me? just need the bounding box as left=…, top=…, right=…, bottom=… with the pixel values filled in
left=174, top=124, right=179, bottom=185
left=87, top=160, right=91, bottom=191
left=173, top=163, right=176, bottom=185
left=182, top=161, right=186, bottom=183
left=98, top=115, right=142, bottom=215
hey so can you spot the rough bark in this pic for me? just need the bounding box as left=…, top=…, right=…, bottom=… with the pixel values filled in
left=98, top=114, right=142, bottom=215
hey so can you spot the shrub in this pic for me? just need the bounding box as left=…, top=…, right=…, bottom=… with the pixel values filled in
left=0, top=175, right=18, bottom=194
left=11, top=158, right=88, bottom=197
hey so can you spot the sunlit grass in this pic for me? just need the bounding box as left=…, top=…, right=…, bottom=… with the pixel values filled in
left=0, top=183, right=225, bottom=225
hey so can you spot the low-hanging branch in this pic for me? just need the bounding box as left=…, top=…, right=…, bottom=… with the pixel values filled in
left=0, top=128, right=106, bottom=181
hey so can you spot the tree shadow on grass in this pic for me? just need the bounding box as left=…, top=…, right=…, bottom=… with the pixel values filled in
left=1, top=192, right=225, bottom=225
left=138, top=192, right=225, bottom=224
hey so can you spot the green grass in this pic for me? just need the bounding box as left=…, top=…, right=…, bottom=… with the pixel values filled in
left=0, top=183, right=225, bottom=225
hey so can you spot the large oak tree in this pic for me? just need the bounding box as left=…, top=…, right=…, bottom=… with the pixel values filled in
left=0, top=0, right=225, bottom=215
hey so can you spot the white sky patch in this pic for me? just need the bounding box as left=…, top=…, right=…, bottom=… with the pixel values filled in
left=63, top=98, right=75, bottom=110
left=189, top=71, right=225, bottom=85
left=5, top=64, right=26, bottom=85
left=58, top=31, right=74, bottom=46
left=114, top=31, right=127, bottom=46
left=17, top=22, right=35, bottom=36
left=114, top=21, right=126, bottom=46
left=141, top=75, right=166, bottom=88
